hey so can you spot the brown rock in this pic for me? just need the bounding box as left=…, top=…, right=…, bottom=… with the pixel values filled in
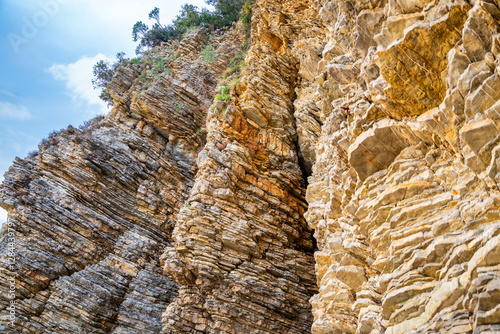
left=2, top=0, right=500, bottom=333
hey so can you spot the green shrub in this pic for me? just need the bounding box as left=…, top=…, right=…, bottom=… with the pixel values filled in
left=223, top=1, right=254, bottom=78
left=201, top=45, right=217, bottom=65
left=138, top=72, right=147, bottom=83
left=91, top=52, right=132, bottom=107
left=183, top=26, right=198, bottom=38
left=224, top=47, right=248, bottom=78
left=156, top=56, right=165, bottom=68
left=240, top=0, right=254, bottom=35
left=214, top=90, right=231, bottom=102
left=132, top=1, right=249, bottom=55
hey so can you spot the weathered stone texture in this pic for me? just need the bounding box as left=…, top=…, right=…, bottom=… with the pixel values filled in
left=2, top=0, right=500, bottom=333
left=304, top=0, right=500, bottom=333
left=160, top=1, right=319, bottom=332
left=0, top=28, right=244, bottom=333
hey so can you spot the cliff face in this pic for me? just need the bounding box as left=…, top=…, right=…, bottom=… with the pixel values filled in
left=302, top=0, right=500, bottom=333
left=160, top=1, right=318, bottom=332
left=0, top=28, right=244, bottom=333
left=2, top=0, right=500, bottom=333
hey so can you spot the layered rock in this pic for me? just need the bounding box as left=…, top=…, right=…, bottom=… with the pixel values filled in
left=0, top=106, right=185, bottom=334
left=160, top=1, right=319, bottom=332
left=0, top=28, right=244, bottom=333
left=2, top=0, right=500, bottom=333
left=303, top=0, right=500, bottom=333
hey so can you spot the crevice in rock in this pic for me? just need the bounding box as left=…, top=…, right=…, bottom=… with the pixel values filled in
left=294, top=139, right=311, bottom=188
left=310, top=229, right=318, bottom=253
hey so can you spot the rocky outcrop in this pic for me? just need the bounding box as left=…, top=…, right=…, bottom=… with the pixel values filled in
left=0, top=28, right=244, bottom=333
left=2, top=0, right=500, bottom=333
left=0, top=118, right=185, bottom=334
left=160, top=2, right=320, bottom=332
left=303, top=0, right=500, bottom=333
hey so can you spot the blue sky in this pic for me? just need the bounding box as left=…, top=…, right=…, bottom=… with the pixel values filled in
left=0, top=0, right=210, bottom=225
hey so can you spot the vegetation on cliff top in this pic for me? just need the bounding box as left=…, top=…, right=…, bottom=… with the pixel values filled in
left=134, top=0, right=247, bottom=55
left=92, top=0, right=253, bottom=107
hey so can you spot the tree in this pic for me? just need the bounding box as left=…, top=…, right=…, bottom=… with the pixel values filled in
left=92, top=60, right=114, bottom=107
left=92, top=53, right=129, bottom=107
left=92, top=60, right=113, bottom=89
left=206, top=0, right=245, bottom=23
left=116, top=51, right=129, bottom=65
left=131, top=1, right=250, bottom=55
left=132, top=21, right=149, bottom=42
left=174, top=4, right=203, bottom=29
left=149, top=7, right=163, bottom=27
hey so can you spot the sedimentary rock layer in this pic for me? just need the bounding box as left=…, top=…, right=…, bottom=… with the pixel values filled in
left=2, top=0, right=500, bottom=333
left=0, top=28, right=244, bottom=333
left=160, top=1, right=319, bottom=332
left=302, top=0, right=500, bottom=333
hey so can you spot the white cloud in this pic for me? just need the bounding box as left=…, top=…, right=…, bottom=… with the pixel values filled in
left=0, top=90, right=19, bottom=99
left=0, top=208, right=7, bottom=227
left=49, top=53, right=111, bottom=115
left=0, top=101, right=32, bottom=120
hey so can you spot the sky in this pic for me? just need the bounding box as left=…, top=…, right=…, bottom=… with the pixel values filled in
left=0, top=0, right=211, bottom=225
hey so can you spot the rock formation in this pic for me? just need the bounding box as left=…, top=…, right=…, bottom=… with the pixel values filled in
left=2, top=0, right=500, bottom=333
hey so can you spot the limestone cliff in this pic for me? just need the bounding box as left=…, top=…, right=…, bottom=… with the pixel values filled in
left=2, top=0, right=500, bottom=333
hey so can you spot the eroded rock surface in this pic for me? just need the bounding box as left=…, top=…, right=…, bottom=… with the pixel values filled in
left=303, top=0, right=500, bottom=333
left=160, top=1, right=319, bottom=332
left=0, top=28, right=244, bottom=333
left=2, top=0, right=500, bottom=333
